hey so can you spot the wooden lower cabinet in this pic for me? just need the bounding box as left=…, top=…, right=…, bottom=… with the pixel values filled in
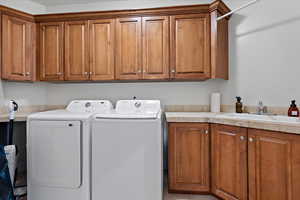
left=248, top=129, right=300, bottom=200
left=168, top=123, right=210, bottom=193
left=211, top=124, right=248, bottom=200
left=169, top=123, right=300, bottom=200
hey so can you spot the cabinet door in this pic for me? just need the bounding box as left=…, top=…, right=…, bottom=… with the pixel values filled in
left=170, top=14, right=210, bottom=80
left=116, top=17, right=142, bottom=80
left=25, top=22, right=36, bottom=81
left=65, top=21, right=89, bottom=81
left=2, top=15, right=36, bottom=81
left=40, top=22, right=64, bottom=81
left=211, top=124, right=248, bottom=200
left=89, top=19, right=115, bottom=81
left=168, top=123, right=210, bottom=193
left=142, top=16, right=169, bottom=80
left=248, top=129, right=300, bottom=200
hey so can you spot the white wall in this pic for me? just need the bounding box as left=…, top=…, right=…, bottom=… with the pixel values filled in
left=0, top=0, right=46, bottom=14
left=220, top=0, right=300, bottom=107
left=46, top=80, right=223, bottom=106
left=2, top=0, right=300, bottom=108
left=2, top=82, right=48, bottom=106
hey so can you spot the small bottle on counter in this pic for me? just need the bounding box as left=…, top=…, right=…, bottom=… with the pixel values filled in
left=236, top=96, right=243, bottom=113
left=288, top=100, right=299, bottom=117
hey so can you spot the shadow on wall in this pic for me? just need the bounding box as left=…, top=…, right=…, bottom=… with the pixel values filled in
left=223, top=11, right=300, bottom=105
left=221, top=14, right=246, bottom=103
left=236, top=15, right=300, bottom=38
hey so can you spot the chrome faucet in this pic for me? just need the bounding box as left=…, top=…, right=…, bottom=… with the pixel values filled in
left=257, top=101, right=265, bottom=115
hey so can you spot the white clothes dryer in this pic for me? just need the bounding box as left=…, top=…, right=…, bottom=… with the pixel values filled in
left=27, top=100, right=113, bottom=200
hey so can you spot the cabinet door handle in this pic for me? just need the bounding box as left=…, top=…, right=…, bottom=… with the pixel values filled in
left=240, top=136, right=245, bottom=140
left=249, top=138, right=254, bottom=142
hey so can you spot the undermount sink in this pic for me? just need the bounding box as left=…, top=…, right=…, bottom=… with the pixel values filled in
left=217, top=113, right=300, bottom=123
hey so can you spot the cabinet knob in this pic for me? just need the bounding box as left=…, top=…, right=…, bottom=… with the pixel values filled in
left=57, top=72, right=62, bottom=75
left=137, top=69, right=142, bottom=73
left=84, top=72, right=88, bottom=75
left=204, top=130, right=209, bottom=134
left=249, top=138, right=254, bottom=142
left=89, top=72, right=93, bottom=75
left=240, top=136, right=245, bottom=140
left=171, top=69, right=176, bottom=73
left=25, top=72, right=30, bottom=76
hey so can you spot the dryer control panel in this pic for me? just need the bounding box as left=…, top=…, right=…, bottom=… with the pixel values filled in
left=67, top=100, right=113, bottom=113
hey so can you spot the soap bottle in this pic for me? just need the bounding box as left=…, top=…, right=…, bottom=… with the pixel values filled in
left=288, top=100, right=299, bottom=117
left=236, top=96, right=243, bottom=113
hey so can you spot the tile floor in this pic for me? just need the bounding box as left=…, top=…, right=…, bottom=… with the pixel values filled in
left=20, top=193, right=217, bottom=200
left=20, top=191, right=217, bottom=200
left=163, top=176, right=218, bottom=200
left=19, top=177, right=218, bottom=200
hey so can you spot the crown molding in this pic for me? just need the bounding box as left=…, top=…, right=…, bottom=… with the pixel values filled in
left=0, top=0, right=231, bottom=23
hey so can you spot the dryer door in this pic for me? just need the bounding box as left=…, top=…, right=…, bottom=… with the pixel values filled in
left=29, top=120, right=82, bottom=189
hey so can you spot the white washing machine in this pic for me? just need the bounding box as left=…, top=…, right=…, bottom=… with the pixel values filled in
left=27, top=100, right=113, bottom=200
left=91, top=100, right=163, bottom=200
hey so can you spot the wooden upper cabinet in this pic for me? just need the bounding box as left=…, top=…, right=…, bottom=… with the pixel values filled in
left=211, top=124, right=248, bottom=200
left=65, top=20, right=89, bottom=81
left=210, top=11, right=229, bottom=80
left=89, top=19, right=115, bottom=81
left=40, top=22, right=64, bottom=81
left=142, top=16, right=169, bottom=80
left=116, top=17, right=142, bottom=80
left=2, top=15, right=36, bottom=81
left=248, top=129, right=300, bottom=200
left=170, top=14, right=210, bottom=80
left=168, top=123, right=210, bottom=193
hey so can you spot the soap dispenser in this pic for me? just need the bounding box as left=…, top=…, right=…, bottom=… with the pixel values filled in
left=288, top=100, right=299, bottom=117
left=236, top=96, right=243, bottom=113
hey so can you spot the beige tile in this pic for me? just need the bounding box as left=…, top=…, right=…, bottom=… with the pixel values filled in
left=164, top=105, right=209, bottom=112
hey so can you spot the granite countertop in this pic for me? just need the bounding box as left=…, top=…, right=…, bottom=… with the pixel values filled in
left=165, top=112, right=300, bottom=135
